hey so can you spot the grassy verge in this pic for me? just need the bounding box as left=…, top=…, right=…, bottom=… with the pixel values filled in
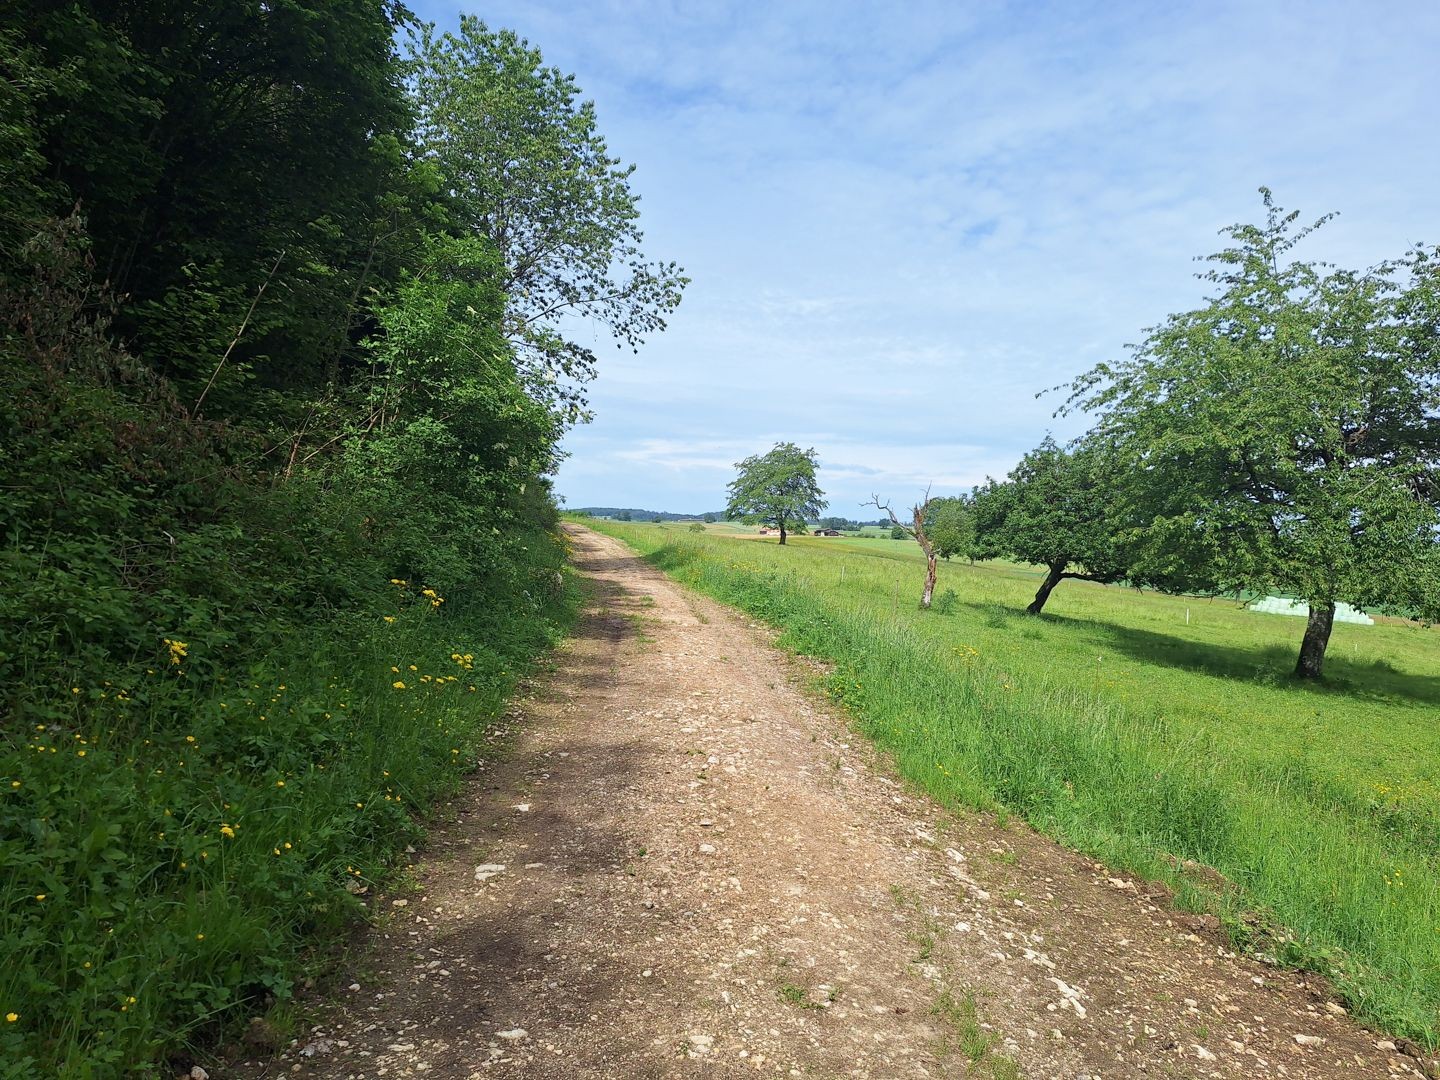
left=0, top=559, right=578, bottom=1076
left=582, top=519, right=1440, bottom=1047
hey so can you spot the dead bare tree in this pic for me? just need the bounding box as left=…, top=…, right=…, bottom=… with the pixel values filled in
left=866, top=487, right=941, bottom=609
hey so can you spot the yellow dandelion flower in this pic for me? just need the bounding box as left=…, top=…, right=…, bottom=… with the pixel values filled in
left=5, top=1013, right=16, bottom=1023
left=275, top=780, right=285, bottom=787
left=392, top=681, right=406, bottom=690
left=220, top=825, right=235, bottom=839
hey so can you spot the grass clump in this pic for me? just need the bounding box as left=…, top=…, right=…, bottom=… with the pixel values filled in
left=587, top=519, right=1440, bottom=1048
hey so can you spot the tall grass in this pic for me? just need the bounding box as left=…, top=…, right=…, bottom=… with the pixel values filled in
left=586, top=520, right=1440, bottom=1046
left=0, top=573, right=577, bottom=1077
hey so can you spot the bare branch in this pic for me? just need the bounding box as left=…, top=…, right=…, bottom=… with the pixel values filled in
left=193, top=249, right=285, bottom=418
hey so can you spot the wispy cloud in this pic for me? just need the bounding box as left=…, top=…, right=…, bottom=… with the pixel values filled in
left=414, top=0, right=1440, bottom=513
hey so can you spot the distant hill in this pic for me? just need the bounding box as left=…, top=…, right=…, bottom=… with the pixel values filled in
left=572, top=506, right=726, bottom=522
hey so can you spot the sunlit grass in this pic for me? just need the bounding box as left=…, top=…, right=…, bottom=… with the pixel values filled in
left=587, top=518, right=1440, bottom=1046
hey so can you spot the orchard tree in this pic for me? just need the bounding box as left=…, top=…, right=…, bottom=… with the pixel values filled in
left=409, top=18, right=688, bottom=427
left=725, top=443, right=826, bottom=545
left=925, top=495, right=976, bottom=562
left=971, top=438, right=1129, bottom=614
left=1066, top=190, right=1440, bottom=678
left=867, top=488, right=945, bottom=608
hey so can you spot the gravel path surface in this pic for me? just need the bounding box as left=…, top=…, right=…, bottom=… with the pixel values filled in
left=232, top=525, right=1429, bottom=1079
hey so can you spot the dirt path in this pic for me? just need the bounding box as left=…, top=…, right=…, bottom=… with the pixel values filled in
left=233, top=525, right=1429, bottom=1079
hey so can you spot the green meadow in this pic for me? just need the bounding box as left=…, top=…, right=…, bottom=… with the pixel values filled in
left=584, top=518, right=1440, bottom=1046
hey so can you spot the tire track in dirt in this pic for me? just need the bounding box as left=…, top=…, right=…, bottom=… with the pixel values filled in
left=232, top=525, right=1429, bottom=1079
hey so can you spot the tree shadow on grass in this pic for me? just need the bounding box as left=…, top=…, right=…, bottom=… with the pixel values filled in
left=1030, top=610, right=1440, bottom=706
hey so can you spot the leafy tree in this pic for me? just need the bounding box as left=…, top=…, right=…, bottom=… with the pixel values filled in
left=971, top=438, right=1130, bottom=614
left=6, top=0, right=414, bottom=408
left=1066, top=190, right=1440, bottom=677
left=616, top=510, right=632, bottom=521
left=890, top=525, right=907, bottom=540
left=924, top=496, right=975, bottom=561
left=726, top=443, right=826, bottom=545
left=408, top=17, right=688, bottom=427
left=702, top=512, right=717, bottom=523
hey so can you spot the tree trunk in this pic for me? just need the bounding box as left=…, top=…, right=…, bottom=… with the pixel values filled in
left=921, top=551, right=937, bottom=608
left=912, top=504, right=938, bottom=609
left=1027, top=561, right=1067, bottom=615
left=1295, top=600, right=1335, bottom=679
left=778, top=519, right=787, bottom=545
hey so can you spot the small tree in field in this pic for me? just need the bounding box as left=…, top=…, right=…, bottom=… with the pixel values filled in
left=868, top=488, right=945, bottom=608
left=725, top=443, right=826, bottom=545
left=971, top=438, right=1130, bottom=614
left=925, top=495, right=976, bottom=562
left=1066, top=190, right=1440, bottom=678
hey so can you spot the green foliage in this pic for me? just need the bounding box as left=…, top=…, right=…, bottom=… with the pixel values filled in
left=890, top=525, right=907, bottom=540
left=923, top=497, right=974, bottom=561
left=0, top=216, right=578, bottom=1076
left=725, top=443, right=827, bottom=543
left=595, top=520, right=1440, bottom=1048
left=971, top=438, right=1129, bottom=612
left=1067, top=190, right=1440, bottom=668
left=0, top=5, right=673, bottom=1072
left=408, top=16, right=688, bottom=426
left=5, top=0, right=415, bottom=405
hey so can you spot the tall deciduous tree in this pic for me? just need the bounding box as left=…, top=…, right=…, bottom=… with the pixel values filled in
left=408, top=17, right=688, bottom=427
left=971, top=438, right=1129, bottom=614
left=7, top=0, right=413, bottom=404
left=726, top=443, right=826, bottom=545
left=1066, top=190, right=1440, bottom=677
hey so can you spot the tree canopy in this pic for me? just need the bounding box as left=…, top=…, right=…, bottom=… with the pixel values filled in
left=971, top=438, right=1130, bottom=614
left=1066, top=190, right=1440, bottom=676
left=924, top=495, right=976, bottom=562
left=725, top=443, right=826, bottom=545
left=408, top=17, right=688, bottom=427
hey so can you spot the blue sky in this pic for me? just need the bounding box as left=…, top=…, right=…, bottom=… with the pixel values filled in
left=411, top=0, right=1440, bottom=516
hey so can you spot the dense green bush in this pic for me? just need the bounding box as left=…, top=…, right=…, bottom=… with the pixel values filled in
left=1, top=4, right=681, bottom=1070
left=0, top=222, right=576, bottom=1075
